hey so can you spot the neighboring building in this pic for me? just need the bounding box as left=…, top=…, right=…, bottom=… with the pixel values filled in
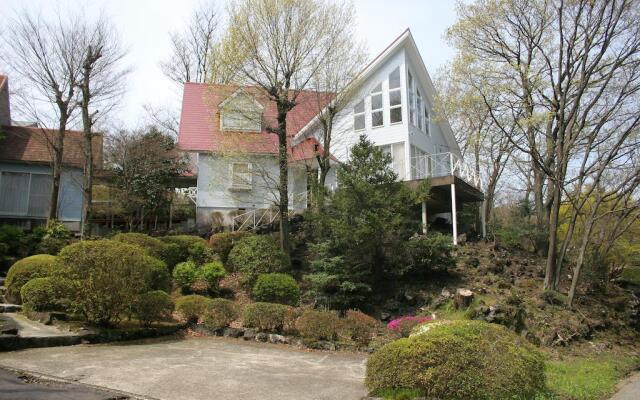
left=0, top=75, right=103, bottom=231
left=178, top=29, right=484, bottom=241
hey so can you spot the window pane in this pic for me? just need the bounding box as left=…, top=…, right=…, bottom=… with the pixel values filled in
left=0, top=172, right=29, bottom=214
left=354, top=99, right=364, bottom=114
left=389, top=67, right=400, bottom=89
left=371, top=83, right=382, bottom=93
left=28, top=174, right=51, bottom=217
left=389, top=90, right=401, bottom=106
left=371, top=93, right=382, bottom=110
left=232, top=163, right=251, bottom=186
left=354, top=114, right=365, bottom=130
left=223, top=111, right=260, bottom=131
left=425, top=107, right=430, bottom=134
left=390, top=107, right=402, bottom=123
left=372, top=110, right=383, bottom=127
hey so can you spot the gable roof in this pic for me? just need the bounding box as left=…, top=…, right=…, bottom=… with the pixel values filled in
left=178, top=82, right=332, bottom=156
left=0, top=125, right=103, bottom=168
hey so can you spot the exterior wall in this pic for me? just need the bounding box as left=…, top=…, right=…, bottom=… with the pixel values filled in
left=0, top=162, right=83, bottom=225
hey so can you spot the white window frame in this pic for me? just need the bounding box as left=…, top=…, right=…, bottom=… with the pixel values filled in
left=230, top=162, right=253, bottom=190
left=416, top=90, right=423, bottom=131
left=408, top=70, right=415, bottom=126
left=219, top=90, right=263, bottom=132
left=389, top=67, right=402, bottom=124
left=424, top=105, right=431, bottom=136
left=353, top=99, right=365, bottom=131
left=220, top=110, right=262, bottom=132
left=370, top=83, right=384, bottom=128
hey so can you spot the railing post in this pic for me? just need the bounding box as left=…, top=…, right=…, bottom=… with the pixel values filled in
left=449, top=153, right=454, bottom=176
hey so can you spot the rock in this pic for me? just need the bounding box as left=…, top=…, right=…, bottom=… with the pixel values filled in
left=307, top=340, right=336, bottom=351
left=29, top=312, right=66, bottom=325
left=380, top=312, right=391, bottom=321
left=457, top=233, right=467, bottom=245
left=454, top=288, right=474, bottom=309
left=441, top=289, right=452, bottom=298
left=288, top=337, right=304, bottom=347
left=243, top=328, right=256, bottom=341
left=466, top=257, right=480, bottom=268
left=0, top=321, right=18, bottom=335
left=223, top=327, right=244, bottom=338
left=268, top=334, right=287, bottom=344
left=255, top=332, right=269, bottom=342
left=0, top=304, right=22, bottom=313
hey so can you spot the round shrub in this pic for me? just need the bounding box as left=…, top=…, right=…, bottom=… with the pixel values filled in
left=57, top=240, right=163, bottom=326
left=113, top=232, right=166, bottom=258
left=173, top=261, right=198, bottom=291
left=175, top=294, right=213, bottom=323
left=144, top=256, right=171, bottom=292
left=252, top=273, right=300, bottom=305
left=203, top=298, right=238, bottom=330
left=365, top=320, right=546, bottom=400
left=160, top=235, right=207, bottom=263
left=187, top=242, right=216, bottom=265
left=6, top=254, right=58, bottom=303
left=295, top=309, right=340, bottom=341
left=242, top=302, right=290, bottom=332
left=209, top=231, right=250, bottom=264
left=227, top=235, right=290, bottom=281
left=134, top=290, right=175, bottom=327
left=198, top=261, right=226, bottom=290
left=339, top=310, right=379, bottom=346
left=20, top=277, right=65, bottom=312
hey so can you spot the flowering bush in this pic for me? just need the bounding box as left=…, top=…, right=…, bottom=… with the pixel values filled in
left=387, top=315, right=433, bottom=338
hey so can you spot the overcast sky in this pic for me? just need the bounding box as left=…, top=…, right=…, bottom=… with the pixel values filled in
left=1, top=0, right=458, bottom=128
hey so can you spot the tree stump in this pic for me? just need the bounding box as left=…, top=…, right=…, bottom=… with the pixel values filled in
left=454, top=288, right=474, bottom=309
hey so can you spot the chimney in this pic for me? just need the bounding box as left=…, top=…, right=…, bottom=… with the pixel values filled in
left=0, top=75, right=11, bottom=126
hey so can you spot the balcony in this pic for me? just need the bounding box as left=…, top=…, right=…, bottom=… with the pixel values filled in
left=410, top=152, right=482, bottom=190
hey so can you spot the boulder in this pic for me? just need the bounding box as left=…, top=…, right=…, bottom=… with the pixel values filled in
left=243, top=328, right=256, bottom=341
left=223, top=327, right=244, bottom=338
left=454, top=288, right=474, bottom=309
left=255, top=332, right=269, bottom=342
left=268, top=334, right=287, bottom=344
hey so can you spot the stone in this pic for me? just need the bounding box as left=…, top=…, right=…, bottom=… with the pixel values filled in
left=307, top=340, right=336, bottom=351
left=380, top=312, right=391, bottom=321
left=268, top=334, right=287, bottom=344
left=441, top=288, right=451, bottom=298
left=0, top=304, right=22, bottom=313
left=255, top=332, right=269, bottom=342
left=223, top=327, right=244, bottom=338
left=454, top=288, right=474, bottom=309
left=243, top=328, right=256, bottom=341
left=457, top=233, right=467, bottom=245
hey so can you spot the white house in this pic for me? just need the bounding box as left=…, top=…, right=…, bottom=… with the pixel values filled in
left=178, top=29, right=484, bottom=242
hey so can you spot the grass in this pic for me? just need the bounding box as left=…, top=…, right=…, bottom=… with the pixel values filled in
left=372, top=388, right=425, bottom=400
left=543, top=354, right=640, bottom=400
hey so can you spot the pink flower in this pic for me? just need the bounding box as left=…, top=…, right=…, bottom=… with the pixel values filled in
left=387, top=315, right=433, bottom=335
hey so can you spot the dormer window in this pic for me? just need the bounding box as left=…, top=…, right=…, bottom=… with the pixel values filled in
left=219, top=91, right=263, bottom=132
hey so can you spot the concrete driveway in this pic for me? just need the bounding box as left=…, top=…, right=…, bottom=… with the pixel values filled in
left=0, top=337, right=368, bottom=400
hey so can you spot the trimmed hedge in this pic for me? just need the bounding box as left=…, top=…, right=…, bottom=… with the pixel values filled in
left=5, top=254, right=58, bottom=303
left=173, top=261, right=198, bottom=291
left=252, top=273, right=300, bottom=305
left=209, top=231, right=250, bottom=264
left=365, top=320, right=546, bottom=400
left=175, top=294, right=213, bottom=323
left=113, top=232, right=180, bottom=268
left=242, top=302, right=290, bottom=332
left=339, top=310, right=378, bottom=346
left=134, top=290, right=175, bottom=327
left=203, top=298, right=238, bottom=330
left=20, top=277, right=65, bottom=312
left=295, top=309, right=340, bottom=341
left=198, top=261, right=226, bottom=289
left=227, top=235, right=290, bottom=282
left=160, top=235, right=207, bottom=264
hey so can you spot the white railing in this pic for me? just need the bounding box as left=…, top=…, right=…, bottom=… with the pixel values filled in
left=410, top=152, right=482, bottom=189
left=231, top=191, right=308, bottom=231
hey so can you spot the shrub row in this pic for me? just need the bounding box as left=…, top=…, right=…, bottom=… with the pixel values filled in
left=173, top=261, right=226, bottom=294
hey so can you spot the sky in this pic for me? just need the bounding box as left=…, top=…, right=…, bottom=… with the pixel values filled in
left=1, top=0, right=459, bottom=128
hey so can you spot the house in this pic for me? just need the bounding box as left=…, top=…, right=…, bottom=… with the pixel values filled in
left=0, top=75, right=103, bottom=231
left=178, top=29, right=484, bottom=242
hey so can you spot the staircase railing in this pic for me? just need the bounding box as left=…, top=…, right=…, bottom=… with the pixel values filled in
left=231, top=191, right=309, bottom=232
left=410, top=152, right=482, bottom=190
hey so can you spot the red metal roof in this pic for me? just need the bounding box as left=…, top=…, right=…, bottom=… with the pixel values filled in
left=177, top=83, right=332, bottom=156
left=0, top=125, right=103, bottom=168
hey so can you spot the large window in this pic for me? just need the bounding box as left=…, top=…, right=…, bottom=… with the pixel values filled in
left=0, top=171, right=51, bottom=217
left=424, top=105, right=431, bottom=136
left=370, top=83, right=383, bottom=128
left=416, top=90, right=423, bottom=130
left=353, top=99, right=365, bottom=131
left=389, top=67, right=402, bottom=124
left=379, top=142, right=406, bottom=180
left=220, top=92, right=263, bottom=132
left=231, top=163, right=252, bottom=189
left=408, top=71, right=415, bottom=126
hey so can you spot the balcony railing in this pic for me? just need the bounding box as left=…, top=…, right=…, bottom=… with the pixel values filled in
left=410, top=152, right=482, bottom=190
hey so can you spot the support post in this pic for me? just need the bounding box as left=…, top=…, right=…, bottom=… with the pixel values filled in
left=421, top=201, right=428, bottom=235
left=451, top=183, right=458, bottom=245
left=481, top=199, right=487, bottom=239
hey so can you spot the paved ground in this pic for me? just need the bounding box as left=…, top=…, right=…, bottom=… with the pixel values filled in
left=610, top=372, right=640, bottom=400
left=0, top=368, right=136, bottom=400
left=1, top=314, right=75, bottom=337
left=0, top=337, right=368, bottom=400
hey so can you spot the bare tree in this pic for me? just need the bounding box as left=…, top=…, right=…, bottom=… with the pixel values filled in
left=77, top=16, right=129, bottom=238
left=2, top=11, right=85, bottom=222
left=218, top=0, right=356, bottom=251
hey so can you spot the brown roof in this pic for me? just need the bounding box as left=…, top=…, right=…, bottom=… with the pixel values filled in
left=0, top=125, right=103, bottom=168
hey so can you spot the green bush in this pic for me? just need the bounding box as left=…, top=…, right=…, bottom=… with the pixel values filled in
left=227, top=235, right=290, bottom=282
left=5, top=254, right=58, bottom=303
left=173, top=261, right=198, bottom=291
left=160, top=235, right=207, bottom=264
left=242, top=302, right=290, bottom=332
left=187, top=241, right=216, bottom=265
left=198, top=261, right=226, bottom=290
left=295, top=309, right=340, bottom=341
left=36, top=221, right=72, bottom=255
left=404, top=233, right=455, bottom=274
left=620, top=266, right=640, bottom=286
left=145, top=256, right=171, bottom=292
left=209, top=231, right=250, bottom=264
left=175, top=294, right=213, bottom=323
left=56, top=240, right=164, bottom=326
left=365, top=320, right=546, bottom=400
left=252, top=273, right=300, bottom=305
left=339, top=310, right=379, bottom=346
left=20, top=277, right=66, bottom=312
left=0, top=224, right=26, bottom=259
left=113, top=232, right=180, bottom=268
left=134, top=290, right=174, bottom=327
left=203, top=298, right=238, bottom=330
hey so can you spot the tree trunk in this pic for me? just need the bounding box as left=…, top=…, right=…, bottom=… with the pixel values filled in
left=48, top=117, right=67, bottom=222
left=276, top=107, right=290, bottom=252
left=567, top=219, right=595, bottom=307
left=544, top=183, right=562, bottom=290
